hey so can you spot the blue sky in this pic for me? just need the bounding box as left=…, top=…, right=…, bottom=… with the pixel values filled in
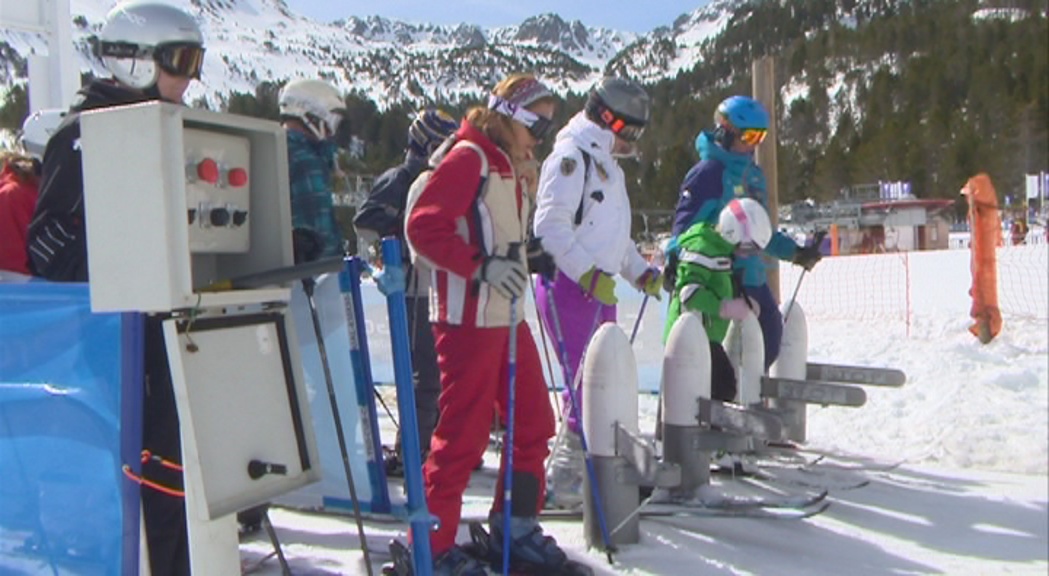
left=284, top=1, right=707, bottom=34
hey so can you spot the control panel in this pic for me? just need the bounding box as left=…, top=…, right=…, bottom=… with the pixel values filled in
left=80, top=102, right=293, bottom=313
left=184, top=129, right=252, bottom=253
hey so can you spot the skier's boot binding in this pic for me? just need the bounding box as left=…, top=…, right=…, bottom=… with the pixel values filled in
left=488, top=514, right=568, bottom=573
left=434, top=544, right=489, bottom=576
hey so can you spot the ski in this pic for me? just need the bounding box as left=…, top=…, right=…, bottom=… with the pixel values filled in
left=241, top=551, right=277, bottom=575
left=804, top=458, right=904, bottom=474
left=651, top=488, right=828, bottom=511
left=712, top=463, right=871, bottom=491
left=463, top=522, right=594, bottom=576
left=763, top=443, right=905, bottom=473
left=533, top=502, right=830, bottom=521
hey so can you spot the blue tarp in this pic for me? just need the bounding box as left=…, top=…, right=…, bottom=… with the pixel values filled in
left=0, top=283, right=142, bottom=575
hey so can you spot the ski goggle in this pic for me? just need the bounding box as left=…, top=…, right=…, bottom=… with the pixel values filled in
left=155, top=43, right=206, bottom=79
left=600, top=109, right=645, bottom=142
left=739, top=128, right=768, bottom=147
left=488, top=95, right=556, bottom=142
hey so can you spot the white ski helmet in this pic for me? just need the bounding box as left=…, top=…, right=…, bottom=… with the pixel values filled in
left=718, top=198, right=772, bottom=248
left=19, top=109, right=66, bottom=159
left=97, top=1, right=205, bottom=90
left=278, top=79, right=348, bottom=142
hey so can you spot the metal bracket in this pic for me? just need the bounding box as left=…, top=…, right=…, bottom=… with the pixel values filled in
left=696, top=398, right=784, bottom=440
left=690, top=429, right=752, bottom=452
left=614, top=423, right=681, bottom=488
left=761, top=377, right=867, bottom=407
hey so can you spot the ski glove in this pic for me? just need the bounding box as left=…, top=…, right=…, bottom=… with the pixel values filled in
left=478, top=255, right=528, bottom=300
left=792, top=244, right=822, bottom=271
left=635, top=267, right=663, bottom=301
left=373, top=265, right=406, bottom=296
left=579, top=267, right=617, bottom=306
left=719, top=298, right=751, bottom=321
left=526, top=236, right=557, bottom=282
left=662, top=251, right=679, bottom=293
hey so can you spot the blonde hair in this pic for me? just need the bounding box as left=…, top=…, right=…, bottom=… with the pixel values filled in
left=466, top=73, right=556, bottom=161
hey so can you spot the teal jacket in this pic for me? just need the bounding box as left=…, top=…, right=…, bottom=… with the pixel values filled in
left=671, top=131, right=797, bottom=287
left=664, top=221, right=737, bottom=343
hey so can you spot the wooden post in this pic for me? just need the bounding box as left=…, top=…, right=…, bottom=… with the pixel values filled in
left=752, top=57, right=780, bottom=302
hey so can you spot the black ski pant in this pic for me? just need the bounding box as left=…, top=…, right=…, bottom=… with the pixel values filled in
left=140, top=316, right=190, bottom=576
left=395, top=295, right=441, bottom=459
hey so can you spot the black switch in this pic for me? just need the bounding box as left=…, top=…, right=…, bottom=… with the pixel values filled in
left=247, top=459, right=288, bottom=480
left=209, top=207, right=231, bottom=227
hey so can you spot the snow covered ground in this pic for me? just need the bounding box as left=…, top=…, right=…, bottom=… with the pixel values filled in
left=242, top=247, right=1048, bottom=575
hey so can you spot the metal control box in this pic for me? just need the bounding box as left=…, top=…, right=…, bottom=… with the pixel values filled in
left=164, top=312, right=319, bottom=520
left=81, top=101, right=293, bottom=313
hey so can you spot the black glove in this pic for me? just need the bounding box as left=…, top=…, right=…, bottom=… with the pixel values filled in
left=292, top=228, right=324, bottom=264
left=792, top=243, right=822, bottom=271
left=662, top=251, right=679, bottom=293
left=526, top=237, right=557, bottom=282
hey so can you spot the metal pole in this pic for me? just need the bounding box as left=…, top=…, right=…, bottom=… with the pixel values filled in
left=303, top=276, right=374, bottom=575
left=380, top=239, right=434, bottom=576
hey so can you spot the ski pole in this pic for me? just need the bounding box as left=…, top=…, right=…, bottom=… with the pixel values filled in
left=373, top=389, right=400, bottom=430
left=784, top=230, right=826, bottom=325
left=544, top=279, right=617, bottom=564
left=302, top=276, right=374, bottom=575
left=503, top=243, right=523, bottom=576
left=629, top=294, right=649, bottom=345
left=531, top=277, right=563, bottom=422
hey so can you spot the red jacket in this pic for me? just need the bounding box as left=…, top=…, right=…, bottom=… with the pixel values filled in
left=0, top=162, right=39, bottom=275
left=406, top=120, right=530, bottom=327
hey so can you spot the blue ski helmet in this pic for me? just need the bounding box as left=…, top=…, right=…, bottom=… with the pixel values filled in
left=408, top=108, right=458, bottom=158
left=712, top=96, right=769, bottom=149
left=715, top=96, right=769, bottom=131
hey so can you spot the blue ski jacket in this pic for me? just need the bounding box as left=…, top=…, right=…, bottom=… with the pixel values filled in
left=670, top=131, right=798, bottom=287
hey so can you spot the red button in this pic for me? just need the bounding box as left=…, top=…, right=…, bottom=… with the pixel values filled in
left=227, top=167, right=248, bottom=188
left=197, top=159, right=220, bottom=184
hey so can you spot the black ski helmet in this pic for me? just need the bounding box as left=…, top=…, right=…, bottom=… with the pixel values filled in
left=585, top=77, right=651, bottom=142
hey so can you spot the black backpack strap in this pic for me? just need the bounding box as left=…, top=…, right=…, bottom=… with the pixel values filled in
left=573, top=148, right=592, bottom=227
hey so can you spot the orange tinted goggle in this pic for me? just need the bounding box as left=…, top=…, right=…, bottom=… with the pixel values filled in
left=155, top=43, right=205, bottom=79
left=601, top=109, right=645, bottom=142
left=739, top=128, right=767, bottom=147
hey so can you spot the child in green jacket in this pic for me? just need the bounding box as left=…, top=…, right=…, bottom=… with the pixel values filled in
left=664, top=197, right=772, bottom=401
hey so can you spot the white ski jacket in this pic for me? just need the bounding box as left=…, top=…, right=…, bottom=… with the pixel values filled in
left=533, top=112, right=649, bottom=284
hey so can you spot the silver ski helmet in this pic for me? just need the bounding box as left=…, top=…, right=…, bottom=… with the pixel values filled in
left=585, top=77, right=650, bottom=142
left=19, top=109, right=66, bottom=160
left=97, top=1, right=205, bottom=90
left=278, top=78, right=350, bottom=144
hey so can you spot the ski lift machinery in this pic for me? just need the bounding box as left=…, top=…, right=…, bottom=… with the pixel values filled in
left=80, top=101, right=321, bottom=574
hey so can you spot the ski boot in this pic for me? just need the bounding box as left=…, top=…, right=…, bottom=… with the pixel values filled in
left=473, top=519, right=594, bottom=575
left=382, top=540, right=490, bottom=576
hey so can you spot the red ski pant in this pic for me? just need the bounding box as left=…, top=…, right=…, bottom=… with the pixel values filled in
left=419, top=321, right=555, bottom=556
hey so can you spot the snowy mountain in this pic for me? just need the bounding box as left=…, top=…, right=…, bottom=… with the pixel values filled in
left=0, top=0, right=741, bottom=109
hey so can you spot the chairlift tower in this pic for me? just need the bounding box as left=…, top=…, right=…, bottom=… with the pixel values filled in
left=0, top=0, right=80, bottom=112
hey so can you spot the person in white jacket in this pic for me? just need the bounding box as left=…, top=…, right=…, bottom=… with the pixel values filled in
left=533, top=76, right=662, bottom=509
